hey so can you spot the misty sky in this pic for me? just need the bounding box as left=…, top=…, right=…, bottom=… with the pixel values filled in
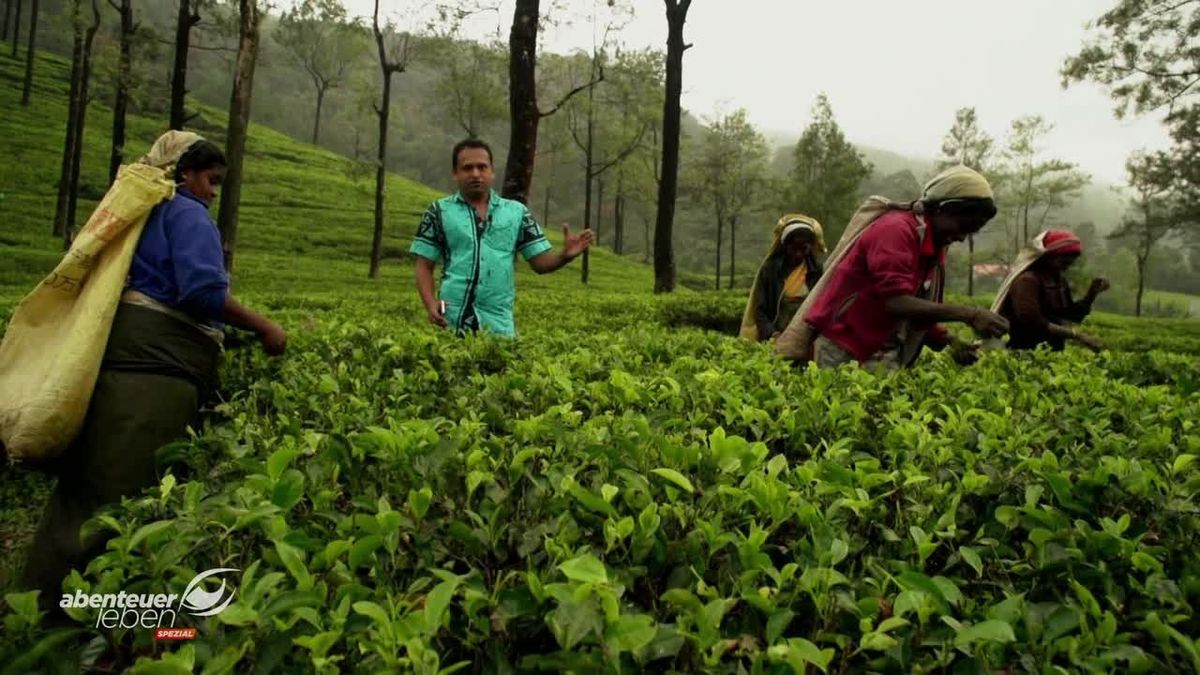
left=344, top=0, right=1171, bottom=185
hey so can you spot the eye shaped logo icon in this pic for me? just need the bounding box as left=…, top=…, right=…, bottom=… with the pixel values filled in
left=179, top=568, right=240, bottom=617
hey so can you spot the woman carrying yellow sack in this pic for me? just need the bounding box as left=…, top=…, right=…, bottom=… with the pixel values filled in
left=22, top=134, right=287, bottom=616
left=739, top=214, right=826, bottom=341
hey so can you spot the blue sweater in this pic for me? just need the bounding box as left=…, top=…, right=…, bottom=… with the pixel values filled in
left=127, top=189, right=228, bottom=325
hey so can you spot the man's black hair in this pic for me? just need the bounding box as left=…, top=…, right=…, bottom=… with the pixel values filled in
left=174, top=140, right=227, bottom=182
left=452, top=138, right=493, bottom=170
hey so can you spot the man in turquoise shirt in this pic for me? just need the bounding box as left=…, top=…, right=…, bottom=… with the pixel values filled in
left=410, top=139, right=593, bottom=337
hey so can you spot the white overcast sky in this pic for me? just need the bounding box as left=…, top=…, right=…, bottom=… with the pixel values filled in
left=340, top=0, right=1171, bottom=184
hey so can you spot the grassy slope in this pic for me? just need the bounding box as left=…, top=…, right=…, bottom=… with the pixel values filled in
left=1144, top=290, right=1200, bottom=318
left=0, top=50, right=658, bottom=310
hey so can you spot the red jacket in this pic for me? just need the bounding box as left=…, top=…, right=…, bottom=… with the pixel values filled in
left=806, top=210, right=949, bottom=362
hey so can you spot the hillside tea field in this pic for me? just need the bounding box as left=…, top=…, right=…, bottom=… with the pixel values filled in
left=3, top=284, right=1200, bottom=674
left=3, top=44, right=1200, bottom=675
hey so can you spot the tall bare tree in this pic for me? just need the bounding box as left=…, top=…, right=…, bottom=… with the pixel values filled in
left=368, top=0, right=411, bottom=279
left=936, top=107, right=995, bottom=295
left=500, top=0, right=540, bottom=202
left=1000, top=115, right=1089, bottom=252
left=9, top=0, right=20, bottom=57
left=687, top=109, right=769, bottom=290
left=652, top=0, right=692, bottom=293
left=1116, top=151, right=1179, bottom=316
left=53, top=0, right=100, bottom=242
left=215, top=0, right=262, bottom=272
left=500, top=0, right=600, bottom=204
left=276, top=0, right=363, bottom=145
left=568, top=46, right=646, bottom=283
left=433, top=38, right=506, bottom=138
left=18, top=0, right=36, bottom=105
left=66, top=0, right=101, bottom=241
left=170, top=0, right=201, bottom=130
left=107, top=0, right=135, bottom=183
left=2, top=0, right=13, bottom=43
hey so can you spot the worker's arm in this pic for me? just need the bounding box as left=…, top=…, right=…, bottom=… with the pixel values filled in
left=883, top=295, right=1009, bottom=337
left=1008, top=274, right=1099, bottom=350
left=526, top=226, right=593, bottom=275
left=415, top=256, right=447, bottom=328
left=221, top=293, right=287, bottom=355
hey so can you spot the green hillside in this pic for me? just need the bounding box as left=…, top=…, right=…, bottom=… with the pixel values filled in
left=0, top=50, right=658, bottom=309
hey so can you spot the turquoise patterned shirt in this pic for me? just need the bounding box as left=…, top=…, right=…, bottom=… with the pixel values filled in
left=409, top=190, right=552, bottom=337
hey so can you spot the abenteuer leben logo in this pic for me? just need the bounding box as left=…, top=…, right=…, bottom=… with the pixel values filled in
left=59, top=568, right=239, bottom=640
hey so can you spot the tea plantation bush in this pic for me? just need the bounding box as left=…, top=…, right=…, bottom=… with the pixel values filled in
left=4, top=293, right=1198, bottom=674
left=2, top=44, right=1199, bottom=675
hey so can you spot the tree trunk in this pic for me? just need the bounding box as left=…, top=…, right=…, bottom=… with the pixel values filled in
left=614, top=174, right=624, bottom=255
left=312, top=82, right=326, bottom=145
left=728, top=213, right=737, bottom=289
left=54, top=3, right=84, bottom=238
left=2, top=0, right=12, bottom=43
left=642, top=213, right=651, bottom=263
left=108, top=0, right=132, bottom=184
left=9, top=0, right=20, bottom=57
left=216, top=0, right=260, bottom=273
left=19, top=0, right=35, bottom=104
left=714, top=214, right=722, bottom=290
left=369, top=70, right=391, bottom=279
left=1135, top=254, right=1146, bottom=317
left=170, top=0, right=197, bottom=131
left=653, top=0, right=691, bottom=293
left=580, top=82, right=595, bottom=284
left=966, top=234, right=975, bottom=296
left=66, top=0, right=100, bottom=241
left=500, top=0, right=539, bottom=203
left=595, top=176, right=604, bottom=247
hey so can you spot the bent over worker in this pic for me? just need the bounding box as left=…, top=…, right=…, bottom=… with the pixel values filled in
left=992, top=229, right=1109, bottom=352
left=776, top=165, right=1009, bottom=370
left=410, top=139, right=592, bottom=337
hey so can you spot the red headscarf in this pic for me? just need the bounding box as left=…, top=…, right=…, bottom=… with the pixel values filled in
left=1041, top=230, right=1082, bottom=256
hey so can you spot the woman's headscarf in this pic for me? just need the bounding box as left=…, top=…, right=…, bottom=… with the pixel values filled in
left=1040, top=230, right=1083, bottom=257
left=738, top=214, right=825, bottom=341
left=139, top=130, right=205, bottom=172
left=989, top=230, right=1084, bottom=314
left=774, top=165, right=994, bottom=363
left=922, top=164, right=994, bottom=202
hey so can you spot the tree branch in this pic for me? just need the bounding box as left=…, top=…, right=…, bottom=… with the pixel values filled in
left=153, top=36, right=237, bottom=52
left=1147, top=0, right=1197, bottom=19
left=539, top=67, right=605, bottom=119
left=594, top=123, right=649, bottom=177
left=1109, top=63, right=1200, bottom=80
left=1167, top=74, right=1200, bottom=107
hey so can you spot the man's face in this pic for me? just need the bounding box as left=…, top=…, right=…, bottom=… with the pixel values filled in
left=453, top=148, right=494, bottom=199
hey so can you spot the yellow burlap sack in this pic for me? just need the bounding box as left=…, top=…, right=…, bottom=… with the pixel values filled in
left=0, top=131, right=199, bottom=461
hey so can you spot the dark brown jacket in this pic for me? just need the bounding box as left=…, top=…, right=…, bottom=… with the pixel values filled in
left=1001, top=269, right=1093, bottom=350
